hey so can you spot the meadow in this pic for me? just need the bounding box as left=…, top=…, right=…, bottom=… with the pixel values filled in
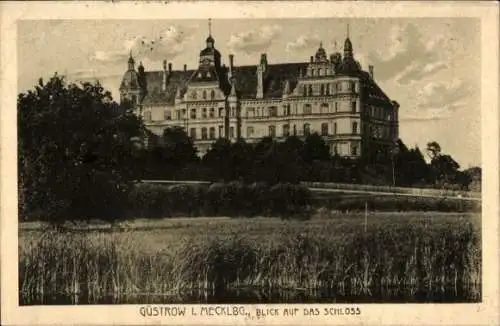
left=19, top=212, right=481, bottom=304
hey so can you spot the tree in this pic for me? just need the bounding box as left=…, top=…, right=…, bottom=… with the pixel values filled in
left=18, top=75, right=143, bottom=223
left=302, top=133, right=331, bottom=163
left=161, top=127, right=199, bottom=168
left=426, top=141, right=441, bottom=160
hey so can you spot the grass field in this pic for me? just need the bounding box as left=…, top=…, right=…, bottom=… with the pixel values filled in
left=19, top=212, right=481, bottom=304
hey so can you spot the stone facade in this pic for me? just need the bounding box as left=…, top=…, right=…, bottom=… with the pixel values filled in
left=120, top=23, right=399, bottom=159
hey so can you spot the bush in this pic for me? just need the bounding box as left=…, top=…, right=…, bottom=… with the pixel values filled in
left=127, top=182, right=312, bottom=219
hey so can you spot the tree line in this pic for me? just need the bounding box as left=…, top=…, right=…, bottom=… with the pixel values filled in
left=18, top=76, right=481, bottom=223
left=137, top=125, right=478, bottom=191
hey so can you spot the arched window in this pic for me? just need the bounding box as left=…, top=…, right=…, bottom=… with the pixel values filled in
left=202, top=90, right=207, bottom=100
left=210, top=90, right=216, bottom=100
left=269, top=125, right=276, bottom=138
left=303, top=123, right=311, bottom=136
left=282, top=124, right=290, bottom=137
left=189, top=128, right=196, bottom=139
left=321, top=123, right=329, bottom=136
left=352, top=121, right=358, bottom=134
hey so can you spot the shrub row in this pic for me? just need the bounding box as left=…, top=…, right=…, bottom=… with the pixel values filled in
left=127, top=182, right=312, bottom=219
left=312, top=195, right=480, bottom=213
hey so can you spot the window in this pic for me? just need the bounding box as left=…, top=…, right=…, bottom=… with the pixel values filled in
left=231, top=108, right=236, bottom=117
left=219, top=107, right=224, bottom=117
left=303, top=104, right=312, bottom=115
left=303, top=85, right=307, bottom=97
left=202, top=108, right=207, bottom=119
left=303, top=123, right=311, bottom=136
left=209, top=127, right=216, bottom=139
left=335, top=102, right=339, bottom=112
left=269, top=106, right=278, bottom=117
left=352, top=121, right=358, bottom=134
left=282, top=124, right=290, bottom=137
left=218, top=125, right=223, bottom=137
left=229, top=127, right=235, bottom=138
left=308, top=85, right=313, bottom=96
left=210, top=90, right=216, bottom=100
left=321, top=103, right=328, bottom=114
left=293, top=124, right=297, bottom=136
left=181, top=109, right=186, bottom=118
left=144, top=111, right=152, bottom=121
left=257, top=108, right=261, bottom=117
left=190, top=128, right=197, bottom=139
left=164, top=110, right=171, bottom=120
left=321, top=123, right=329, bottom=136
left=247, top=126, right=254, bottom=138
left=190, top=109, right=196, bottom=119
left=318, top=68, right=322, bottom=76
left=334, top=122, right=337, bottom=134
left=269, top=125, right=276, bottom=138
left=202, top=90, right=207, bottom=100
left=336, top=83, right=341, bottom=92
left=351, top=145, right=358, bottom=156
left=350, top=81, right=356, bottom=92
left=351, top=101, right=357, bottom=113
left=311, top=69, right=315, bottom=77
left=326, top=84, right=330, bottom=95
left=247, top=107, right=255, bottom=117
left=320, top=84, right=325, bottom=96
left=333, top=145, right=338, bottom=155
left=284, top=105, right=291, bottom=116
left=201, top=127, right=208, bottom=140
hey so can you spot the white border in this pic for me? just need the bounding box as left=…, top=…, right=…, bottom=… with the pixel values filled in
left=1, top=1, right=499, bottom=325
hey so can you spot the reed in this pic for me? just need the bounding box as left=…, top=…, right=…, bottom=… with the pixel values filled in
left=19, top=214, right=481, bottom=304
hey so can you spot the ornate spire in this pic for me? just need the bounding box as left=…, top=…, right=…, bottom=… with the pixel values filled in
left=344, top=23, right=353, bottom=59
left=128, top=51, right=135, bottom=70
left=206, top=18, right=214, bottom=45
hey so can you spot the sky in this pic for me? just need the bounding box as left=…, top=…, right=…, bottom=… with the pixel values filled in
left=17, top=18, right=481, bottom=168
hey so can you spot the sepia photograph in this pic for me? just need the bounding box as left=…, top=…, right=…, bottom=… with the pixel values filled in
left=1, top=1, right=499, bottom=325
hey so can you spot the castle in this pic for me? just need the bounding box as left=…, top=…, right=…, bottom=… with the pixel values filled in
left=119, top=20, right=399, bottom=159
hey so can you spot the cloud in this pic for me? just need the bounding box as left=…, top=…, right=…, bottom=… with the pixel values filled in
left=402, top=80, right=475, bottom=121
left=285, top=35, right=321, bottom=53
left=395, top=61, right=449, bottom=85
left=366, top=23, right=449, bottom=84
left=227, top=25, right=281, bottom=55
left=90, top=25, right=195, bottom=64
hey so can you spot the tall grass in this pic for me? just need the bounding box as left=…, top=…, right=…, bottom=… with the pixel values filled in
left=19, top=214, right=481, bottom=304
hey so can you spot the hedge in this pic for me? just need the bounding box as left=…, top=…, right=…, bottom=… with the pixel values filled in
left=127, top=182, right=313, bottom=219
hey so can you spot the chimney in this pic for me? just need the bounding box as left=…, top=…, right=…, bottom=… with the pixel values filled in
left=260, top=53, right=268, bottom=71
left=162, top=60, right=168, bottom=91
left=168, top=63, right=172, bottom=73
left=310, top=56, right=314, bottom=63
left=369, top=65, right=374, bottom=79
left=229, top=54, right=234, bottom=71
left=183, top=64, right=187, bottom=72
